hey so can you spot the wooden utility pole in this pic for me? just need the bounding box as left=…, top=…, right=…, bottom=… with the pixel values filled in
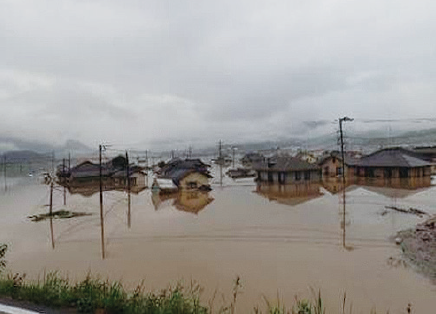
left=339, top=117, right=353, bottom=187
left=62, top=158, right=66, bottom=206
left=51, top=151, right=55, bottom=174
left=219, top=140, right=223, bottom=186
left=3, top=156, right=6, bottom=192
left=99, top=145, right=105, bottom=259
left=231, top=146, right=236, bottom=169
left=49, top=179, right=55, bottom=249
left=126, top=151, right=131, bottom=228
left=145, top=150, right=149, bottom=187
left=68, top=152, right=71, bottom=171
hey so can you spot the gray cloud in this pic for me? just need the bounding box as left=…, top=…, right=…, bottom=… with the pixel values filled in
left=1, top=0, right=436, bottom=150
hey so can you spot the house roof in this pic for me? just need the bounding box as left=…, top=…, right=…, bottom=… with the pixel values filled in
left=355, top=147, right=432, bottom=168
left=158, top=158, right=212, bottom=185
left=254, top=157, right=320, bottom=172
left=318, top=151, right=360, bottom=167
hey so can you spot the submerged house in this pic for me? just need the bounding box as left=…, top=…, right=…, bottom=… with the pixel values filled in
left=152, top=158, right=212, bottom=192
left=241, top=152, right=265, bottom=168
left=60, top=156, right=147, bottom=189
left=351, top=147, right=432, bottom=178
left=254, top=156, right=321, bottom=184
left=318, top=151, right=360, bottom=178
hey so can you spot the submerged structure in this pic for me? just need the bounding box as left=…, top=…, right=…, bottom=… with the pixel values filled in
left=254, top=156, right=322, bottom=184
left=152, top=158, right=212, bottom=192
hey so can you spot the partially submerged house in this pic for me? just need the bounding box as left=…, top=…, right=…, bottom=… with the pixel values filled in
left=318, top=151, right=360, bottom=178
left=59, top=156, right=147, bottom=189
left=153, top=158, right=212, bottom=192
left=254, top=156, right=322, bottom=184
left=351, top=147, right=432, bottom=178
left=241, top=152, right=265, bottom=168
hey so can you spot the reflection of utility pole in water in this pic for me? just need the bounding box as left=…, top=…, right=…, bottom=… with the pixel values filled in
left=126, top=151, right=131, bottom=228
left=49, top=179, right=55, bottom=249
left=340, top=185, right=353, bottom=251
left=99, top=145, right=105, bottom=259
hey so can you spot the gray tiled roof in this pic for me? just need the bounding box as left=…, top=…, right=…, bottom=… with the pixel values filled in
left=355, top=147, right=432, bottom=168
left=254, top=157, right=320, bottom=171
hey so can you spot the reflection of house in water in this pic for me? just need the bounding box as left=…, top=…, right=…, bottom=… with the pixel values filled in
left=322, top=176, right=432, bottom=197
left=151, top=191, right=214, bottom=214
left=321, top=178, right=356, bottom=195
left=255, top=183, right=323, bottom=206
left=353, top=177, right=432, bottom=199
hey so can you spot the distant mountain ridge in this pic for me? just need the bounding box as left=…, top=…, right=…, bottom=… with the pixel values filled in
left=2, top=127, right=436, bottom=158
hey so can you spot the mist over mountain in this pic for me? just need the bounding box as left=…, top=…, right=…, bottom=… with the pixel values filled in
left=2, top=126, right=436, bottom=160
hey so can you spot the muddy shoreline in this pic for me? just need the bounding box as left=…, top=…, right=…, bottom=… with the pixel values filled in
left=396, top=216, right=436, bottom=280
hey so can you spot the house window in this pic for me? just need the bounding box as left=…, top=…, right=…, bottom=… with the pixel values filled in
left=336, top=167, right=343, bottom=176
left=295, top=171, right=301, bottom=181
left=304, top=171, right=310, bottom=180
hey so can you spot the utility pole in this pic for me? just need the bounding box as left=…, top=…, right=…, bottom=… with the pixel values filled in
left=145, top=150, right=149, bottom=187
left=218, top=140, right=223, bottom=186
left=231, top=146, right=236, bottom=169
left=3, top=156, right=6, bottom=192
left=126, top=151, right=131, bottom=228
left=99, top=145, right=105, bottom=259
left=63, top=158, right=67, bottom=206
left=68, top=152, right=71, bottom=171
left=49, top=178, right=55, bottom=249
left=51, top=151, right=55, bottom=175
left=339, top=116, right=353, bottom=187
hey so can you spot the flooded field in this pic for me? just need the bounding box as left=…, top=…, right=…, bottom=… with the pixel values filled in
left=1, top=172, right=436, bottom=313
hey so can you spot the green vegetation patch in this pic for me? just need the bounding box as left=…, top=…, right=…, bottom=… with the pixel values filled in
left=28, top=210, right=92, bottom=222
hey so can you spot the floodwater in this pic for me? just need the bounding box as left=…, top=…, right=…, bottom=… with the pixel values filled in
left=1, top=171, right=436, bottom=313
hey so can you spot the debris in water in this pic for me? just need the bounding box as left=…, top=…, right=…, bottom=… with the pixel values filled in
left=385, top=206, right=429, bottom=217
left=28, top=210, right=92, bottom=222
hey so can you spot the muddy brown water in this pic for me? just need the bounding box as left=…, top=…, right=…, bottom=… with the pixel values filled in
left=1, top=175, right=436, bottom=313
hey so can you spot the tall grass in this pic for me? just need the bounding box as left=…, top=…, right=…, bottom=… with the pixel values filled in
left=0, top=271, right=208, bottom=314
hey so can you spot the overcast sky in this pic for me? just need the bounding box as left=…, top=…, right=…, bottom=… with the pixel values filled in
left=1, top=0, right=436, bottom=150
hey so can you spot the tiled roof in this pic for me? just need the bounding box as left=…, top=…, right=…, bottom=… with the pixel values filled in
left=355, top=147, right=432, bottom=168
left=254, top=157, right=320, bottom=171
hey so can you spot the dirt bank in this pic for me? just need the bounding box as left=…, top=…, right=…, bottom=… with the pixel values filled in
left=397, top=216, right=436, bottom=280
